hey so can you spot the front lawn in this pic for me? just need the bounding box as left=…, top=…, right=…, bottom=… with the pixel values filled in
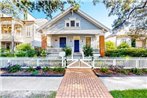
left=111, top=89, right=147, bottom=98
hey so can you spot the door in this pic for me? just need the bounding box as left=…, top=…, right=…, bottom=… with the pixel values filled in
left=74, top=40, right=79, bottom=52
left=60, top=37, right=66, bottom=48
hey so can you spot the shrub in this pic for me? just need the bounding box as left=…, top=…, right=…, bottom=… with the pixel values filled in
left=32, top=70, right=39, bottom=75
left=117, top=42, right=130, bottom=49
left=42, top=66, right=52, bottom=72
left=53, top=67, right=65, bottom=73
left=100, top=67, right=108, bottom=73
left=83, top=45, right=93, bottom=57
left=143, top=69, right=147, bottom=74
left=15, top=43, right=36, bottom=57
left=120, top=69, right=129, bottom=75
left=26, top=67, right=36, bottom=72
left=105, top=48, right=147, bottom=57
left=36, top=66, right=41, bottom=70
left=105, top=41, right=116, bottom=50
left=0, top=49, right=14, bottom=57
left=131, top=68, right=143, bottom=75
left=7, top=64, right=21, bottom=73
left=63, top=46, right=71, bottom=57
left=41, top=49, right=47, bottom=57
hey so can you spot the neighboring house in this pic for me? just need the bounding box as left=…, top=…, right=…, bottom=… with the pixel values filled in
left=0, top=13, right=48, bottom=50
left=106, top=29, right=147, bottom=48
left=38, top=7, right=110, bottom=57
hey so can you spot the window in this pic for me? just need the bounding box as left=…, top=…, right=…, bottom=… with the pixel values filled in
left=71, top=20, right=75, bottom=27
left=27, top=26, right=31, bottom=37
left=66, top=23, right=69, bottom=27
left=76, top=23, right=79, bottom=27
left=65, top=18, right=80, bottom=28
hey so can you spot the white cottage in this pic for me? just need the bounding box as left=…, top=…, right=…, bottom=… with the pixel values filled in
left=38, top=7, right=110, bottom=57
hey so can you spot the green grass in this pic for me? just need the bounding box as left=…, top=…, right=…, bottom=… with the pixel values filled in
left=49, top=92, right=56, bottom=98
left=110, top=89, right=147, bottom=98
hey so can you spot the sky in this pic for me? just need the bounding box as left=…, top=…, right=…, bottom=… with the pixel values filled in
left=31, top=1, right=117, bottom=29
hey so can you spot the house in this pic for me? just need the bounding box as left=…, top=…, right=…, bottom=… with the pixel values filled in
left=106, top=29, right=147, bottom=48
left=0, top=13, right=48, bottom=50
left=38, top=7, right=110, bottom=57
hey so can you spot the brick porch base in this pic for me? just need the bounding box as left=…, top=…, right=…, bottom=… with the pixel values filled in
left=56, top=68, right=113, bottom=98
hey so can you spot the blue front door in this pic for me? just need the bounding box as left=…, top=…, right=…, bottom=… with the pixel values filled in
left=74, top=40, right=79, bottom=52
left=60, top=37, right=66, bottom=48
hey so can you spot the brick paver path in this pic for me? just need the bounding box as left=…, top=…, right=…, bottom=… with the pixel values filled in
left=56, top=68, right=113, bottom=98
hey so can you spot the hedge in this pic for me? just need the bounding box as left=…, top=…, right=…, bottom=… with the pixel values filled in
left=105, top=48, right=147, bottom=57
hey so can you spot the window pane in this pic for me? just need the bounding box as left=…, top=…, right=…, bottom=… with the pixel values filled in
left=71, top=20, right=75, bottom=27
left=76, top=23, right=79, bottom=27
left=66, top=23, right=69, bottom=27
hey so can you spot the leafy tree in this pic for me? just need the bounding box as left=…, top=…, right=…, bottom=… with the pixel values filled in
left=101, top=0, right=147, bottom=47
left=102, top=0, right=147, bottom=29
left=105, top=41, right=116, bottom=50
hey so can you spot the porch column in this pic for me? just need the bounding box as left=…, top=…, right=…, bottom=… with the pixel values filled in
left=99, top=35, right=105, bottom=57
left=41, top=34, right=47, bottom=49
left=0, top=20, right=1, bottom=47
left=11, top=20, right=15, bottom=53
left=47, top=35, right=52, bottom=47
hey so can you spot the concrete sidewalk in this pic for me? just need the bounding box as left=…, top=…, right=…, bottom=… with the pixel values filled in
left=100, top=76, right=147, bottom=91
left=0, top=77, right=63, bottom=91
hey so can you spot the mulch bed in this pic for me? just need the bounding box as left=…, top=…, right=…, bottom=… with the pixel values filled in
left=93, top=69, right=147, bottom=77
left=0, top=69, right=65, bottom=77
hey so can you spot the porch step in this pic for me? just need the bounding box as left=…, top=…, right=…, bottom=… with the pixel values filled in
left=73, top=53, right=82, bottom=59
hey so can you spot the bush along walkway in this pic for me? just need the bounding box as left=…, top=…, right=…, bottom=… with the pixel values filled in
left=56, top=68, right=113, bottom=98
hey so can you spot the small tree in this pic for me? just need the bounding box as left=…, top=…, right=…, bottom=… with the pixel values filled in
left=105, top=41, right=116, bottom=50
left=83, top=45, right=93, bottom=57
left=117, top=42, right=130, bottom=49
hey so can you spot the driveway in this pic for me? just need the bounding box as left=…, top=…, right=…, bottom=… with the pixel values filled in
left=100, top=76, right=147, bottom=91
left=0, top=77, right=63, bottom=91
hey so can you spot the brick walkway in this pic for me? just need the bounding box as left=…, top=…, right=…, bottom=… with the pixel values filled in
left=56, top=68, right=113, bottom=98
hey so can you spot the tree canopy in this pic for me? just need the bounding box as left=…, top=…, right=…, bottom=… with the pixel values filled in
left=0, top=0, right=146, bottom=31
left=102, top=0, right=147, bottom=30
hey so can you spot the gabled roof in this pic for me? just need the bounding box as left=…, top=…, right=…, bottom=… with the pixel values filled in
left=38, top=7, right=110, bottom=32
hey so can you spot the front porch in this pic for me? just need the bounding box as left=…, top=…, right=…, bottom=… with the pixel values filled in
left=41, top=34, right=105, bottom=58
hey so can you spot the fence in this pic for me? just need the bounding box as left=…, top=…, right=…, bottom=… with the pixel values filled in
left=93, top=58, right=147, bottom=69
left=0, top=57, right=147, bottom=69
left=0, top=57, right=62, bottom=68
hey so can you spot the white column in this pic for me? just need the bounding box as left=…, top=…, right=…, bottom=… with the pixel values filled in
left=0, top=20, right=1, bottom=47
left=11, top=20, right=15, bottom=53
left=96, top=34, right=99, bottom=49
left=47, top=35, right=52, bottom=47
